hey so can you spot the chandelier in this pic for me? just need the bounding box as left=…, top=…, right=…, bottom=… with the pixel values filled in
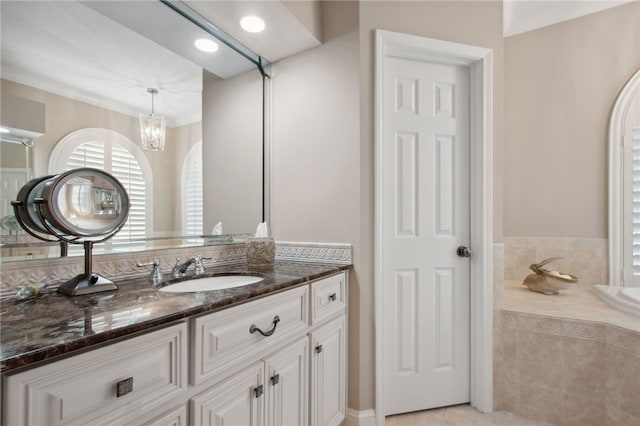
left=139, top=88, right=166, bottom=151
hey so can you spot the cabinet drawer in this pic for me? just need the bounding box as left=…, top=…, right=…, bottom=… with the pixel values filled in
left=191, top=285, right=309, bottom=385
left=3, top=322, right=187, bottom=426
left=310, top=272, right=346, bottom=325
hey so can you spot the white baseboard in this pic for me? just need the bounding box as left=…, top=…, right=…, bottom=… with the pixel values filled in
left=343, top=408, right=376, bottom=426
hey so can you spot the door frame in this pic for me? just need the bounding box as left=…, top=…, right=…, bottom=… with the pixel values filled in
left=374, top=29, right=494, bottom=424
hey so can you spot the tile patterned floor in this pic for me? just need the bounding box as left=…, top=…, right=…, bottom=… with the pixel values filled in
left=385, top=404, right=556, bottom=426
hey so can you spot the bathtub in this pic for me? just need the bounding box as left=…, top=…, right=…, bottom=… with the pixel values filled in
left=593, top=284, right=640, bottom=317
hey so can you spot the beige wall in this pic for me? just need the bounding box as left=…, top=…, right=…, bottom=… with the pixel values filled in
left=202, top=69, right=263, bottom=234
left=282, top=0, right=323, bottom=43
left=271, top=0, right=503, bottom=412
left=270, top=0, right=362, bottom=408
left=0, top=79, right=200, bottom=235
left=503, top=1, right=640, bottom=238
left=167, top=121, right=202, bottom=235
left=0, top=142, right=28, bottom=168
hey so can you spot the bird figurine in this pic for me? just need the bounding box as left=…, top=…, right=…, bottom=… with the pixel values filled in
left=522, top=257, right=578, bottom=295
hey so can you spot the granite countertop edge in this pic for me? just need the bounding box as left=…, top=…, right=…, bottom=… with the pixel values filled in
left=0, top=261, right=351, bottom=374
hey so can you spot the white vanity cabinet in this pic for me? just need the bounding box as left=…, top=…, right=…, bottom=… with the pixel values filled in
left=309, top=271, right=347, bottom=426
left=2, top=271, right=348, bottom=426
left=3, top=323, right=188, bottom=426
left=189, top=271, right=346, bottom=426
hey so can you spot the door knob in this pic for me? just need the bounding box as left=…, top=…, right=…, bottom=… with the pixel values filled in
left=457, top=246, right=471, bottom=258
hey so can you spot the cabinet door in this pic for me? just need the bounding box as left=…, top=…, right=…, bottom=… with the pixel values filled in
left=310, top=316, right=346, bottom=426
left=264, top=337, right=309, bottom=426
left=190, top=362, right=264, bottom=426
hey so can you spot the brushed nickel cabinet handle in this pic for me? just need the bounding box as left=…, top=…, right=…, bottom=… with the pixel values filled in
left=116, top=377, right=133, bottom=397
left=254, top=384, right=264, bottom=398
left=271, top=373, right=280, bottom=386
left=249, top=315, right=280, bottom=337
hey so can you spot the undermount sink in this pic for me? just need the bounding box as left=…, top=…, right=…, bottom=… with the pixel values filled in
left=159, top=275, right=264, bottom=293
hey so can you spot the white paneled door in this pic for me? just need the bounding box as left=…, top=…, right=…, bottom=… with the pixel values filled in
left=381, top=56, right=471, bottom=415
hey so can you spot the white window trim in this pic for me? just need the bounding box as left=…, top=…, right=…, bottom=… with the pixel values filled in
left=49, top=127, right=154, bottom=237
left=609, top=69, right=640, bottom=287
left=374, top=30, right=494, bottom=422
left=181, top=140, right=203, bottom=235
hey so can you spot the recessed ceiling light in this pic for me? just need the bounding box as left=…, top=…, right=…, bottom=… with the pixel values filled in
left=0, top=127, right=10, bottom=133
left=194, top=38, right=219, bottom=53
left=240, top=16, right=265, bottom=33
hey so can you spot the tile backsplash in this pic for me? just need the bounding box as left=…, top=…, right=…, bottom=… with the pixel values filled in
left=504, top=237, right=608, bottom=286
left=0, top=241, right=352, bottom=295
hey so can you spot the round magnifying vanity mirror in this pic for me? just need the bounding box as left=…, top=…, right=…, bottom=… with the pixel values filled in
left=39, top=168, right=129, bottom=237
left=12, top=168, right=130, bottom=296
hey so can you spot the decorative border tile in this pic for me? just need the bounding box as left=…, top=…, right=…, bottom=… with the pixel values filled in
left=562, top=319, right=606, bottom=342
left=501, top=310, right=640, bottom=353
left=1, top=241, right=352, bottom=295
left=605, top=324, right=640, bottom=355
left=275, top=242, right=352, bottom=265
left=502, top=310, right=606, bottom=341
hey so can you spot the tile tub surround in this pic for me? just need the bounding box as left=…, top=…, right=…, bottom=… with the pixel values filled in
left=0, top=241, right=353, bottom=295
left=504, top=237, right=607, bottom=286
left=0, top=260, right=351, bottom=373
left=493, top=280, right=640, bottom=426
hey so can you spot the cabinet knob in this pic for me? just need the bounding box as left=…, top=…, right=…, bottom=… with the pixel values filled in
left=329, top=293, right=337, bottom=301
left=315, top=344, right=323, bottom=354
left=271, top=373, right=280, bottom=386
left=254, top=384, right=264, bottom=398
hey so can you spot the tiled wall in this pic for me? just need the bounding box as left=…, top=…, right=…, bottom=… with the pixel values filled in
left=504, top=237, right=608, bottom=286
left=494, top=310, right=640, bottom=426
left=0, top=241, right=352, bottom=296
left=496, top=237, right=640, bottom=426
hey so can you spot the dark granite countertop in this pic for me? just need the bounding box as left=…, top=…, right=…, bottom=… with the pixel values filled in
left=0, top=261, right=350, bottom=374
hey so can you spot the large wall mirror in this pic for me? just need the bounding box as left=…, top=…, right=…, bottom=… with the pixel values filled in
left=0, top=0, right=269, bottom=261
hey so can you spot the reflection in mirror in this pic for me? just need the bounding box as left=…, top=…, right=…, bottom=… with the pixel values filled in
left=0, top=0, right=268, bottom=261
left=0, top=139, right=33, bottom=239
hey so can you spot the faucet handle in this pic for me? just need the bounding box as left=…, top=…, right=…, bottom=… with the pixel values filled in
left=136, top=259, right=159, bottom=267
left=136, top=260, right=163, bottom=286
left=193, top=256, right=212, bottom=275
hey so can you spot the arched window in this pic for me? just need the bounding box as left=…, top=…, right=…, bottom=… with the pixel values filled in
left=49, top=128, right=153, bottom=245
left=182, top=141, right=203, bottom=235
left=609, top=69, right=640, bottom=287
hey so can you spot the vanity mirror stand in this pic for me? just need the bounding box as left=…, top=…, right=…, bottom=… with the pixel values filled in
left=11, top=168, right=130, bottom=296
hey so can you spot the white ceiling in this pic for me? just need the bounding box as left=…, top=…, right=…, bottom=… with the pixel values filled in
left=184, top=0, right=321, bottom=63
left=504, top=0, right=636, bottom=37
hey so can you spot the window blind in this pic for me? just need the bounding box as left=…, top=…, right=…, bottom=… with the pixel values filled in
left=183, top=146, right=203, bottom=235
left=65, top=141, right=147, bottom=247
left=632, top=127, right=640, bottom=277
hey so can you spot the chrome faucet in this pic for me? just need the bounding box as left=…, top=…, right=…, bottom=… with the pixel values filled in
left=172, top=255, right=212, bottom=279
left=136, top=259, right=163, bottom=286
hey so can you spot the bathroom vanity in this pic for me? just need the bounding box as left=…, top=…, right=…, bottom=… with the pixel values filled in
left=0, top=263, right=348, bottom=426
